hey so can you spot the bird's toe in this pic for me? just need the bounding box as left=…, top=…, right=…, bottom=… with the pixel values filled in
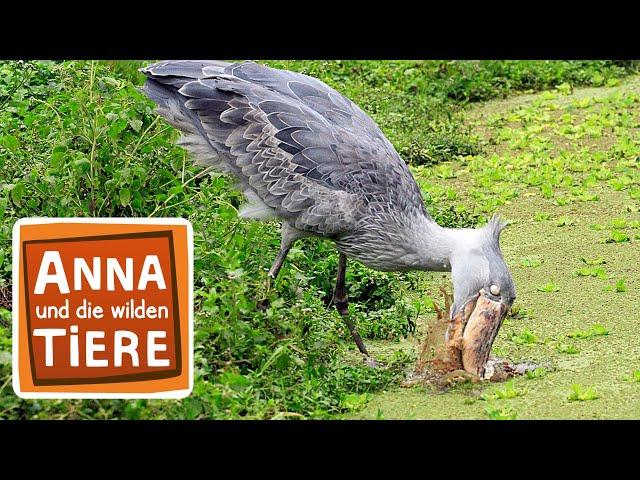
left=364, top=356, right=379, bottom=369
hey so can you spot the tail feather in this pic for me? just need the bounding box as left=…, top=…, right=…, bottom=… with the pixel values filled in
left=141, top=71, right=236, bottom=175
left=140, top=60, right=278, bottom=220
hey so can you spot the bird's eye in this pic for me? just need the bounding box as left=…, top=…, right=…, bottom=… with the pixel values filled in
left=490, top=284, right=500, bottom=296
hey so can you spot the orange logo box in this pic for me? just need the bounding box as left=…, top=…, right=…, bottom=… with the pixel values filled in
left=12, top=218, right=193, bottom=399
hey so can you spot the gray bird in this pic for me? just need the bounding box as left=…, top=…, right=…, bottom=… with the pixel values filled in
left=141, top=60, right=516, bottom=360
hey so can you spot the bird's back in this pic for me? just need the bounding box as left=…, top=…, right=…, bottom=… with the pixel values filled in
left=141, top=60, right=428, bottom=239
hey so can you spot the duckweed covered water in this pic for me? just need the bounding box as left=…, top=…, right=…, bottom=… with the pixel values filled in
left=349, top=76, right=640, bottom=419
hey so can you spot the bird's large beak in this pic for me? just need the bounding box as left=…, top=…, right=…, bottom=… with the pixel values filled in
left=459, top=289, right=510, bottom=377
left=445, top=289, right=511, bottom=378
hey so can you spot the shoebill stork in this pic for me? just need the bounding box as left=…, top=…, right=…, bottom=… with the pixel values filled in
left=141, top=60, right=516, bottom=370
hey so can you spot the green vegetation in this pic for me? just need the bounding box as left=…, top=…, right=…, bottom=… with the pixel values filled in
left=511, top=329, right=539, bottom=345
left=623, top=370, right=640, bottom=383
left=566, top=324, right=610, bottom=339
left=525, top=367, right=548, bottom=380
left=574, top=266, right=607, bottom=279
left=567, top=384, right=600, bottom=402
left=2, top=60, right=640, bottom=419
left=520, top=256, right=543, bottom=268
left=481, top=380, right=526, bottom=400
left=581, top=257, right=606, bottom=265
left=556, top=343, right=580, bottom=355
left=607, top=231, right=631, bottom=243
left=557, top=217, right=576, bottom=227
left=537, top=282, right=560, bottom=292
left=267, top=60, right=640, bottom=166
left=485, top=403, right=518, bottom=420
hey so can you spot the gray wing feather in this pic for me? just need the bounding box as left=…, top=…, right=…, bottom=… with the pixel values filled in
left=141, top=60, right=426, bottom=237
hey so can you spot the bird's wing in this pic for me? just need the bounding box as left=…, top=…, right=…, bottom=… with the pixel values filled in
left=141, top=61, right=426, bottom=235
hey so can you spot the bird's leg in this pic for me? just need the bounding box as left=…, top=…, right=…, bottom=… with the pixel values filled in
left=333, top=253, right=374, bottom=364
left=257, top=223, right=305, bottom=310
left=268, top=245, right=291, bottom=286
left=257, top=245, right=291, bottom=310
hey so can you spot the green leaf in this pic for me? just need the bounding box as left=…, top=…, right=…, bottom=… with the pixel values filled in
left=10, top=181, right=25, bottom=206
left=525, top=367, right=548, bottom=379
left=129, top=118, right=143, bottom=132
left=51, top=149, right=66, bottom=169
left=339, top=393, right=371, bottom=411
left=1, top=134, right=20, bottom=152
left=520, top=256, right=542, bottom=268
left=537, top=282, right=559, bottom=292
left=568, top=384, right=599, bottom=401
left=566, top=324, right=609, bottom=339
left=590, top=324, right=610, bottom=336
left=168, top=185, right=183, bottom=196
left=607, top=231, right=630, bottom=243
left=73, top=158, right=91, bottom=171
left=624, top=370, right=640, bottom=383
left=485, top=403, right=517, bottom=420
left=119, top=188, right=131, bottom=206
left=591, top=73, right=604, bottom=86
left=556, top=343, right=579, bottom=354
left=108, top=118, right=128, bottom=138
left=556, top=216, right=575, bottom=227
left=581, top=257, right=606, bottom=265
left=574, top=266, right=607, bottom=279
left=481, top=380, right=526, bottom=400
left=615, top=279, right=627, bottom=292
left=511, top=329, right=538, bottom=345
left=0, top=197, right=7, bottom=221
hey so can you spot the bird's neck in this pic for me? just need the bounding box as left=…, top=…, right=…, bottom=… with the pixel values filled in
left=403, top=214, right=484, bottom=272
left=336, top=212, right=485, bottom=272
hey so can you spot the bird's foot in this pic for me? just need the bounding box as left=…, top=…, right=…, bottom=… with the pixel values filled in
left=363, top=355, right=380, bottom=369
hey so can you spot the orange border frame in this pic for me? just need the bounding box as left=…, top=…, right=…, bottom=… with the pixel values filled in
left=13, top=219, right=193, bottom=398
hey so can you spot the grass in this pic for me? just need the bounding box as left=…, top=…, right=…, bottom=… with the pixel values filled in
left=2, top=60, right=640, bottom=420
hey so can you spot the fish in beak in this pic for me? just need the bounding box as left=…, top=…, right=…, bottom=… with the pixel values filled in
left=461, top=289, right=512, bottom=377
left=447, top=288, right=512, bottom=378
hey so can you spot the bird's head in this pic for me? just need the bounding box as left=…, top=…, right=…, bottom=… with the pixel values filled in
left=449, top=214, right=516, bottom=322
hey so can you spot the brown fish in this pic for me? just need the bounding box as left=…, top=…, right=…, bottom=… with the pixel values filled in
left=461, top=289, right=508, bottom=377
